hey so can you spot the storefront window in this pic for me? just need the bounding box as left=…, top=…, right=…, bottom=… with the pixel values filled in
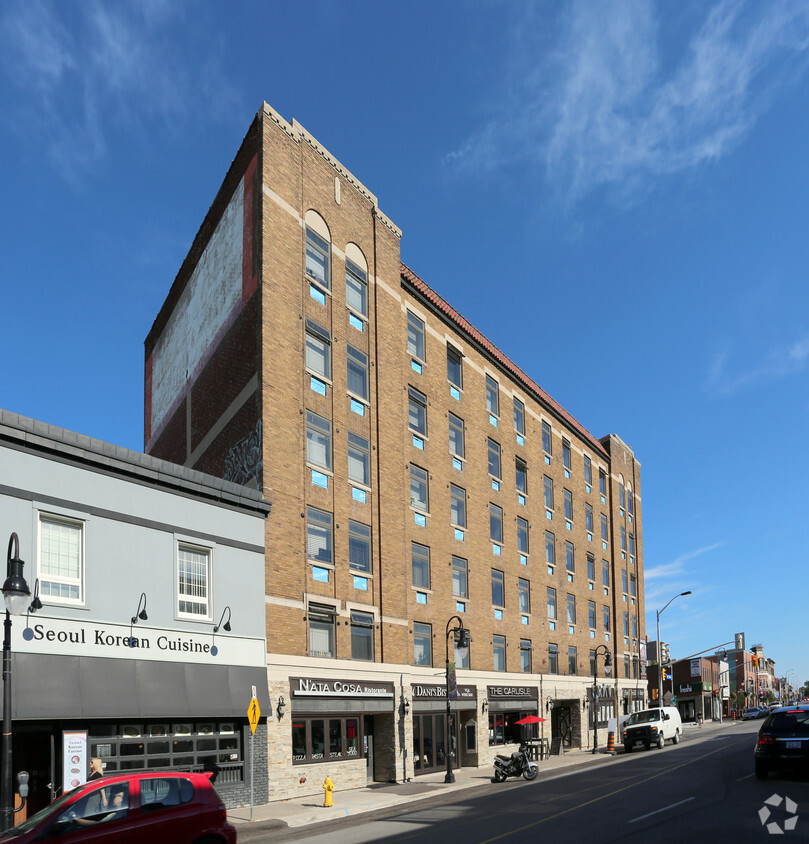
left=291, top=716, right=366, bottom=764
left=488, top=711, right=536, bottom=746
left=88, top=721, right=243, bottom=780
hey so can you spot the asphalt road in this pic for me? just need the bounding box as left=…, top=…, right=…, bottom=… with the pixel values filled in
left=242, top=722, right=809, bottom=843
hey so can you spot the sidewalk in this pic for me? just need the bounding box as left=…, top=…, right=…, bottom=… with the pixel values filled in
left=228, top=720, right=736, bottom=832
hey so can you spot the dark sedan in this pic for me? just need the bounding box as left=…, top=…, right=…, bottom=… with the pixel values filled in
left=755, top=704, right=809, bottom=779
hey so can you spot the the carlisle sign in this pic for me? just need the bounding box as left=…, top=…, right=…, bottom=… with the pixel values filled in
left=12, top=616, right=265, bottom=668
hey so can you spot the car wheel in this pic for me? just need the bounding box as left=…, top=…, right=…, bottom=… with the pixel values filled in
left=623, top=744, right=632, bottom=753
left=672, top=730, right=680, bottom=744
left=657, top=734, right=665, bottom=750
left=755, top=761, right=769, bottom=781
left=193, top=838, right=225, bottom=844
left=523, top=766, right=539, bottom=781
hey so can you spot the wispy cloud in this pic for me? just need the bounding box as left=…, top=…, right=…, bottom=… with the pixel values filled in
left=706, top=333, right=809, bottom=396
left=446, top=0, right=809, bottom=207
left=645, top=543, right=723, bottom=582
left=0, top=0, right=241, bottom=183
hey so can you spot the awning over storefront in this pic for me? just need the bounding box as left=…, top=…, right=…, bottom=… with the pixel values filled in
left=12, top=653, right=270, bottom=719
left=486, top=684, right=539, bottom=712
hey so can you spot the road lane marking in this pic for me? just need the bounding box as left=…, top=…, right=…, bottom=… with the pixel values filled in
left=628, top=797, right=694, bottom=823
left=473, top=743, right=729, bottom=843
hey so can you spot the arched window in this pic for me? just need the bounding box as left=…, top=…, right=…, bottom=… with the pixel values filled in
left=305, top=210, right=331, bottom=290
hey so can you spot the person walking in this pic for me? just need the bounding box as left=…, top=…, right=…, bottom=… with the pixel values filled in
left=88, top=758, right=104, bottom=781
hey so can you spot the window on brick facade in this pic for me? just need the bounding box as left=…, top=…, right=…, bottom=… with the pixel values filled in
left=308, top=602, right=336, bottom=658
left=517, top=517, right=529, bottom=554
left=486, top=375, right=499, bottom=417
left=305, top=227, right=330, bottom=290
left=567, top=594, right=576, bottom=625
left=585, top=503, right=593, bottom=532
left=544, top=476, right=554, bottom=511
left=450, top=484, right=466, bottom=528
left=518, top=578, right=530, bottom=613
left=547, top=587, right=557, bottom=620
left=562, top=438, right=571, bottom=472
left=545, top=531, right=555, bottom=567
left=513, top=397, right=525, bottom=436
left=448, top=413, right=465, bottom=459
left=306, top=411, right=331, bottom=470
left=305, top=319, right=331, bottom=380
left=452, top=556, right=468, bottom=598
left=584, top=454, right=592, bottom=486
left=542, top=421, right=552, bottom=456
left=565, top=541, right=575, bottom=573
left=489, top=503, right=503, bottom=544
left=569, top=646, right=578, bottom=675
left=350, top=611, right=374, bottom=661
left=348, top=521, right=371, bottom=573
left=447, top=345, right=463, bottom=389
left=520, top=639, right=532, bottom=673
left=587, top=553, right=595, bottom=581
left=409, top=464, right=429, bottom=512
left=347, top=432, right=369, bottom=487
left=588, top=600, right=596, bottom=629
left=515, top=457, right=527, bottom=494
left=564, top=488, right=573, bottom=520
left=345, top=259, right=367, bottom=317
left=603, top=605, right=611, bottom=633
left=549, top=643, right=558, bottom=674
left=407, top=311, right=425, bottom=361
left=346, top=344, right=368, bottom=401
left=493, top=635, right=506, bottom=671
left=408, top=386, right=427, bottom=435
left=491, top=569, right=505, bottom=607
left=414, top=622, right=432, bottom=666
left=487, top=438, right=501, bottom=480
left=411, top=542, right=430, bottom=589
left=306, top=507, right=332, bottom=564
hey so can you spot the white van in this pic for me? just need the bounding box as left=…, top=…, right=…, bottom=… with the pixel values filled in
left=621, top=706, right=683, bottom=751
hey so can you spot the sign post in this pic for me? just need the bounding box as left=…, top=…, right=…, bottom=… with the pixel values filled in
left=247, top=691, right=260, bottom=821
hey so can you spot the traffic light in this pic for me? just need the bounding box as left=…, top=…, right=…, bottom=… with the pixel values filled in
left=660, top=642, right=671, bottom=664
left=662, top=668, right=668, bottom=681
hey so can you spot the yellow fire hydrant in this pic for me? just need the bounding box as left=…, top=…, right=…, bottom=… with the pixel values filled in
left=322, top=775, right=334, bottom=808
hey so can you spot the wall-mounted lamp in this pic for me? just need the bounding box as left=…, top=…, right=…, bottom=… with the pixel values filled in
left=545, top=696, right=554, bottom=712
left=276, top=695, right=287, bottom=718
left=481, top=700, right=488, bottom=714
left=582, top=699, right=588, bottom=711
left=214, top=606, right=232, bottom=633
left=28, top=580, right=42, bottom=615
left=401, top=696, right=410, bottom=714
left=210, top=606, right=232, bottom=656
left=131, top=592, right=148, bottom=625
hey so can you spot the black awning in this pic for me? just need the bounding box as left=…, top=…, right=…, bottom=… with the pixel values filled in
left=12, top=653, right=270, bottom=719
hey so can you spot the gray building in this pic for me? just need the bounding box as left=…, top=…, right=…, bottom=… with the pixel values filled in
left=0, top=410, right=271, bottom=811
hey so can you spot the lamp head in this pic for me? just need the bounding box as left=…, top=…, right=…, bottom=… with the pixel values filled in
left=4, top=534, right=31, bottom=616
left=455, top=627, right=470, bottom=661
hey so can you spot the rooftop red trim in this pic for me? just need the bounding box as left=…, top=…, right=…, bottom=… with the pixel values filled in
left=400, top=262, right=609, bottom=459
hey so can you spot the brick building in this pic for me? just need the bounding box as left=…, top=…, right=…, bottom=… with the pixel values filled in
left=144, top=102, right=647, bottom=801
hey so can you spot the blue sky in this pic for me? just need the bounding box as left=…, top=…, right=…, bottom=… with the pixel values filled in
left=2, top=0, right=807, bottom=691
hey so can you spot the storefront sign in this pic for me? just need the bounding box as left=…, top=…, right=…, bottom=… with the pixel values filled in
left=587, top=684, right=615, bottom=701
left=487, top=685, right=538, bottom=700
left=412, top=684, right=476, bottom=701
left=62, top=730, right=87, bottom=793
left=12, top=616, right=266, bottom=668
left=677, top=682, right=713, bottom=694
left=290, top=677, right=394, bottom=698
left=690, top=659, right=701, bottom=678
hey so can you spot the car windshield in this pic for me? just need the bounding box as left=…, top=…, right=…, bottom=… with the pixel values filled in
left=626, top=711, right=661, bottom=725
left=1, top=788, right=78, bottom=836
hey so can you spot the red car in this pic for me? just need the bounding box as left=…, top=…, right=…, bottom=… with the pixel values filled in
left=0, top=771, right=236, bottom=843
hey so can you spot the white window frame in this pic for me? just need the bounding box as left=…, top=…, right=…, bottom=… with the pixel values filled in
left=176, top=541, right=213, bottom=621
left=407, top=311, right=426, bottom=362
left=345, top=259, right=368, bottom=317
left=37, top=511, right=85, bottom=606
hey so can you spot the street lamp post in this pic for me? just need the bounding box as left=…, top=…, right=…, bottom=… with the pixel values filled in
left=444, top=616, right=470, bottom=784
left=656, top=591, right=691, bottom=709
left=591, top=645, right=612, bottom=755
left=2, top=534, right=31, bottom=832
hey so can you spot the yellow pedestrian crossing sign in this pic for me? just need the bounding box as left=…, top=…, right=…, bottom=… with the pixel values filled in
left=248, top=697, right=261, bottom=734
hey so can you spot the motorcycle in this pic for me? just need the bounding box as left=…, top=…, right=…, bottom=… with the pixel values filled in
left=492, top=743, right=539, bottom=782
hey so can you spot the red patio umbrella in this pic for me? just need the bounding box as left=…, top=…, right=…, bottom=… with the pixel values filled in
left=514, top=715, right=546, bottom=724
